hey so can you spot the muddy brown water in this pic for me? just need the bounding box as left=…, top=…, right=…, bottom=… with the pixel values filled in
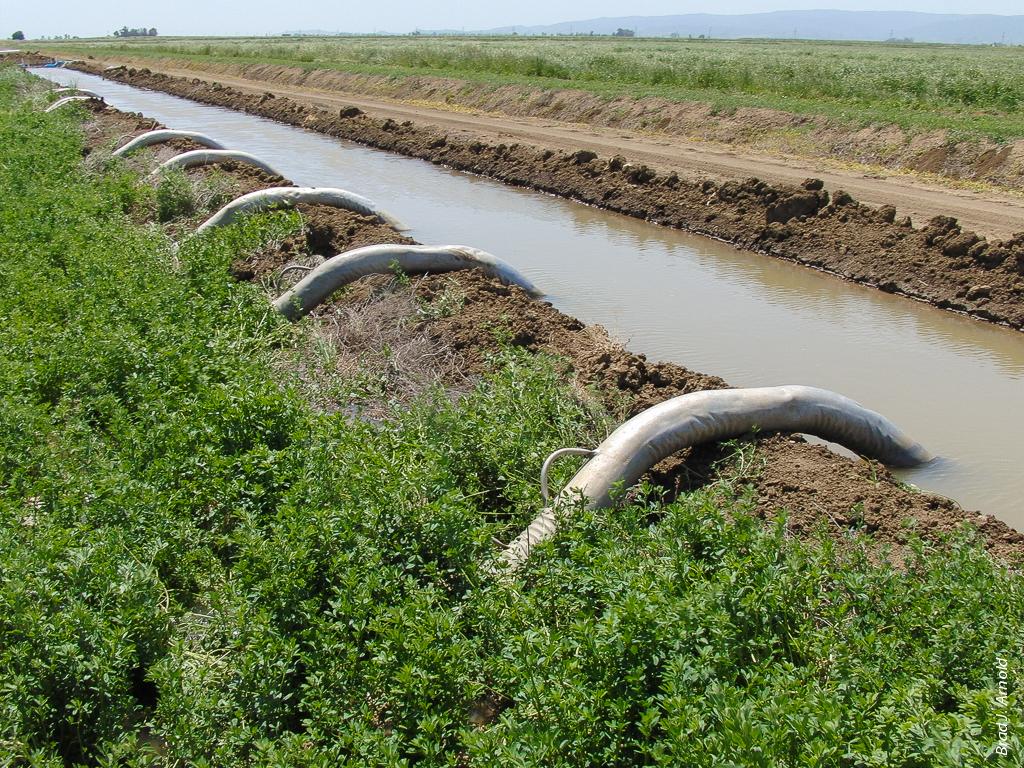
left=36, top=69, right=1024, bottom=530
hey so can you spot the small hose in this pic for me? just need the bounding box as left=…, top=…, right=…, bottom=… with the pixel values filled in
left=278, top=264, right=315, bottom=279
left=540, top=448, right=597, bottom=505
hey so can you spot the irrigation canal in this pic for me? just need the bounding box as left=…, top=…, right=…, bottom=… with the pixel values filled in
left=35, top=68, right=1024, bottom=529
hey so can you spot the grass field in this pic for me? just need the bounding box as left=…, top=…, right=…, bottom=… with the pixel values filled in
left=37, top=35, right=1024, bottom=141
left=1, top=65, right=1022, bottom=765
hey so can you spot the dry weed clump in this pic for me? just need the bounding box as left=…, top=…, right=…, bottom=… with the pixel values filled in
left=280, top=277, right=473, bottom=418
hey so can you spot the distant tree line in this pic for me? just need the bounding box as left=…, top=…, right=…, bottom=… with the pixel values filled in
left=113, top=27, right=157, bottom=37
left=11, top=31, right=25, bottom=40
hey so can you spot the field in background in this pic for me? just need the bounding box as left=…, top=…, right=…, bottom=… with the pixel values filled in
left=39, top=35, right=1024, bottom=141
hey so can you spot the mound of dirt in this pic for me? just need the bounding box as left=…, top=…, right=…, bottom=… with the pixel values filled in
left=0, top=51, right=54, bottom=67
left=78, top=102, right=161, bottom=153
left=281, top=226, right=1024, bottom=562
left=74, top=63, right=1024, bottom=332
left=188, top=161, right=289, bottom=196
left=750, top=435, right=1024, bottom=564
left=412, top=271, right=728, bottom=415
left=231, top=203, right=415, bottom=280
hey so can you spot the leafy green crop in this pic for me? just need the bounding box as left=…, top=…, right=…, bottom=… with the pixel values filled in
left=0, top=64, right=1021, bottom=766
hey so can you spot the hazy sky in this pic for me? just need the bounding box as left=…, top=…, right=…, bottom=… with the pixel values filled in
left=4, top=1, right=1023, bottom=38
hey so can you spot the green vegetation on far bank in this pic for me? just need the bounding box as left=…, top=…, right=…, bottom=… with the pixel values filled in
left=38, top=35, right=1024, bottom=141
left=0, top=65, right=1022, bottom=765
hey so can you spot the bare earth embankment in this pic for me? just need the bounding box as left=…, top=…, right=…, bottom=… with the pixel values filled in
left=74, top=91, right=1023, bottom=561
left=164, top=60, right=1024, bottom=194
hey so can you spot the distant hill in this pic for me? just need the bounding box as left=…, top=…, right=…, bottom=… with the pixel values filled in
left=282, top=29, right=342, bottom=36
left=477, top=10, right=1024, bottom=44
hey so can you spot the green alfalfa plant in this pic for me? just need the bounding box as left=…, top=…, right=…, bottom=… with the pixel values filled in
left=154, top=167, right=196, bottom=222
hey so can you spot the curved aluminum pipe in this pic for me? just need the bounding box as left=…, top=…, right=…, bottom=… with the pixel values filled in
left=52, top=87, right=102, bottom=99
left=273, top=244, right=541, bottom=320
left=196, top=186, right=406, bottom=234
left=114, top=129, right=226, bottom=157
left=44, top=95, right=101, bottom=113
left=149, top=149, right=282, bottom=179
left=498, top=385, right=931, bottom=571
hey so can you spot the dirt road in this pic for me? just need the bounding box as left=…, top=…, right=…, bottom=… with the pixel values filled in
left=98, top=59, right=1024, bottom=241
